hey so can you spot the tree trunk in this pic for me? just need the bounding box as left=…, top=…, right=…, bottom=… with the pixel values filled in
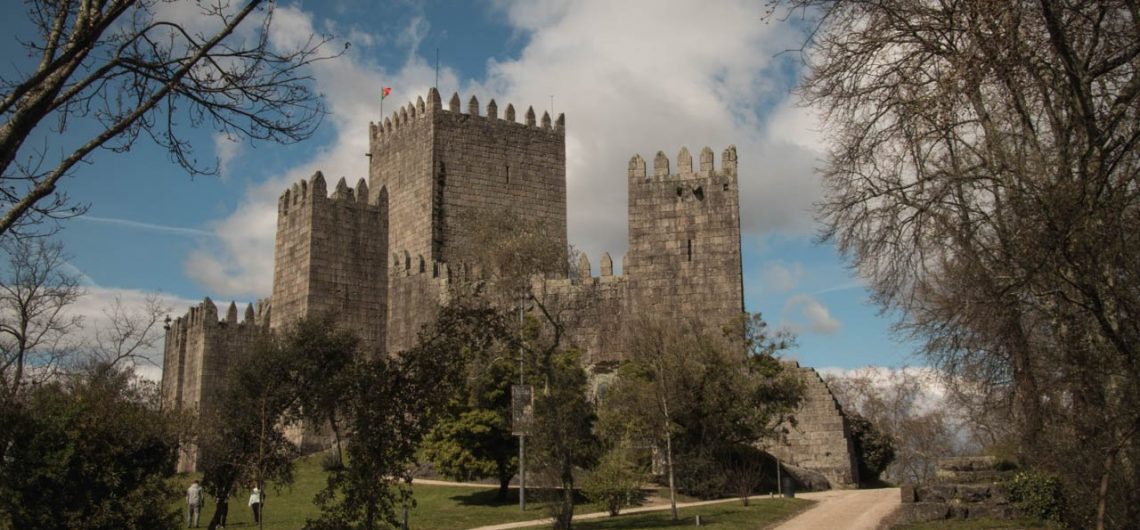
left=497, top=474, right=511, bottom=501
left=1096, top=450, right=1114, bottom=530
left=662, top=396, right=678, bottom=521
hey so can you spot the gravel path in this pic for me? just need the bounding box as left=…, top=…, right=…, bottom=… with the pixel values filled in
left=771, top=488, right=900, bottom=530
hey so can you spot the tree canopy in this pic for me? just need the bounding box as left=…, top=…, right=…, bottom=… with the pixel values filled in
left=782, top=1, right=1140, bottom=527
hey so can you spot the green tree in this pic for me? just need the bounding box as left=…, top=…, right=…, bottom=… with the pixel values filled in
left=580, top=444, right=645, bottom=516
left=199, top=315, right=358, bottom=529
left=419, top=304, right=519, bottom=500
left=307, top=311, right=465, bottom=530
left=0, top=362, right=180, bottom=530
left=846, top=412, right=895, bottom=485
left=600, top=314, right=801, bottom=511
left=527, top=347, right=598, bottom=530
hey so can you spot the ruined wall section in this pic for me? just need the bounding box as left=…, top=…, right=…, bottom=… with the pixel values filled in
left=160, top=298, right=270, bottom=471
left=534, top=252, right=628, bottom=366
left=432, top=92, right=567, bottom=264
left=270, top=171, right=387, bottom=347
left=769, top=361, right=860, bottom=488
left=625, top=147, right=744, bottom=328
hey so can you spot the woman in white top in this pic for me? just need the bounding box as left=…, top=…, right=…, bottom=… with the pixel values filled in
left=248, top=486, right=264, bottom=523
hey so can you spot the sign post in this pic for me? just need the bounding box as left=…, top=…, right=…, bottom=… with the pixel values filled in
left=511, top=383, right=533, bottom=511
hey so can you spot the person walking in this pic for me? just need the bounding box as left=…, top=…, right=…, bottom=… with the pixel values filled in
left=186, top=480, right=203, bottom=528
left=249, top=485, right=264, bottom=524
left=206, top=490, right=228, bottom=526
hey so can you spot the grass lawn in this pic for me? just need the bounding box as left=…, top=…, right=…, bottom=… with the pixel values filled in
left=892, top=518, right=1048, bottom=530
left=570, top=499, right=811, bottom=530
left=174, top=454, right=812, bottom=529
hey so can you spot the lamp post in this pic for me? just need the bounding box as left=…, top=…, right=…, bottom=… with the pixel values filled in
left=518, top=289, right=527, bottom=512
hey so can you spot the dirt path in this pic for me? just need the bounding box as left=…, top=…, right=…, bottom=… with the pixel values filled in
left=770, top=488, right=900, bottom=530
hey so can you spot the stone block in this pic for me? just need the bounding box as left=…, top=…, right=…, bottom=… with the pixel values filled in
left=898, top=503, right=950, bottom=525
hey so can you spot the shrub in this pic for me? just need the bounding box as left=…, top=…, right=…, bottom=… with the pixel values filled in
left=1008, top=470, right=1066, bottom=525
left=581, top=447, right=644, bottom=516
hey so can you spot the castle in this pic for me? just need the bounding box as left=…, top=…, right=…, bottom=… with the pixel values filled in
left=160, top=89, right=859, bottom=487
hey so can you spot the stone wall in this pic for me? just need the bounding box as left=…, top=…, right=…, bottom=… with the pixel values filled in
left=386, top=260, right=449, bottom=354
left=534, top=258, right=629, bottom=366
left=769, top=361, right=860, bottom=488
left=897, top=457, right=1022, bottom=524
left=369, top=92, right=436, bottom=265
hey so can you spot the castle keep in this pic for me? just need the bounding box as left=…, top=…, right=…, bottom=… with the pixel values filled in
left=161, top=89, right=858, bottom=486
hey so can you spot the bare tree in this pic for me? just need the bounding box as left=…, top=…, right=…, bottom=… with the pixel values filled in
left=0, top=237, right=83, bottom=395
left=0, top=0, right=339, bottom=237
left=89, top=293, right=169, bottom=370
left=781, top=1, right=1140, bottom=527
left=825, top=368, right=957, bottom=485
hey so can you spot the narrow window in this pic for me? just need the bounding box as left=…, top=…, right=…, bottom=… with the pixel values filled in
left=506, top=165, right=511, bottom=184
left=687, top=239, right=693, bottom=262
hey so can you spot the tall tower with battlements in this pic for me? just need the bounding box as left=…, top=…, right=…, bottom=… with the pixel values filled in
left=270, top=171, right=387, bottom=348
left=626, top=146, right=744, bottom=326
left=369, top=88, right=567, bottom=352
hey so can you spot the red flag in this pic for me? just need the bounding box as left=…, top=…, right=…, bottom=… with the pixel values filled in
left=381, top=87, right=392, bottom=100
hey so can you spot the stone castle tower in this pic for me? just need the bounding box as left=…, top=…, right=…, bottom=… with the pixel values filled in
left=160, top=89, right=858, bottom=486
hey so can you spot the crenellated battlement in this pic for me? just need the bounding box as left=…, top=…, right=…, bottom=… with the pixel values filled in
left=628, top=145, right=738, bottom=182
left=368, top=88, right=565, bottom=145
left=167, top=296, right=270, bottom=334
left=278, top=171, right=379, bottom=215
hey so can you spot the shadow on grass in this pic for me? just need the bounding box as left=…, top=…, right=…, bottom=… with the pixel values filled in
left=449, top=487, right=593, bottom=507
left=578, top=508, right=741, bottom=529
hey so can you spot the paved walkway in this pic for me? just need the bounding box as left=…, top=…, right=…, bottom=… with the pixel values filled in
left=771, top=488, right=900, bottom=530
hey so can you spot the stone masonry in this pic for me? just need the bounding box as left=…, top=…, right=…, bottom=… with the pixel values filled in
left=768, top=361, right=861, bottom=488
left=160, top=89, right=859, bottom=484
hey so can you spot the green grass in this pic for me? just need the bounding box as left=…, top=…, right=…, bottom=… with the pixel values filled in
left=893, top=518, right=1047, bottom=530
left=174, top=455, right=812, bottom=529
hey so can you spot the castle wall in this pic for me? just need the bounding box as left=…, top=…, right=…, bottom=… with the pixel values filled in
left=270, top=172, right=387, bottom=347
left=769, top=362, right=861, bottom=488
left=160, top=298, right=268, bottom=472
left=534, top=255, right=629, bottom=366
left=625, top=147, right=744, bottom=330
left=385, top=260, right=449, bottom=354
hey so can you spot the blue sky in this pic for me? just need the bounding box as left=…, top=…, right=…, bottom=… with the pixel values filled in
left=1, top=0, right=923, bottom=373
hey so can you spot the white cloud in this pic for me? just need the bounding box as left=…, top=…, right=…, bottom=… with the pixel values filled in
left=213, top=134, right=241, bottom=176
left=818, top=365, right=949, bottom=415
left=762, top=261, right=804, bottom=292
left=468, top=0, right=823, bottom=261
left=186, top=2, right=826, bottom=296
left=783, top=293, right=841, bottom=335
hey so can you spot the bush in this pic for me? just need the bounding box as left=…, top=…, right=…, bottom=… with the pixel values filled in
left=581, top=447, right=644, bottom=516
left=1008, top=470, right=1066, bottom=525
